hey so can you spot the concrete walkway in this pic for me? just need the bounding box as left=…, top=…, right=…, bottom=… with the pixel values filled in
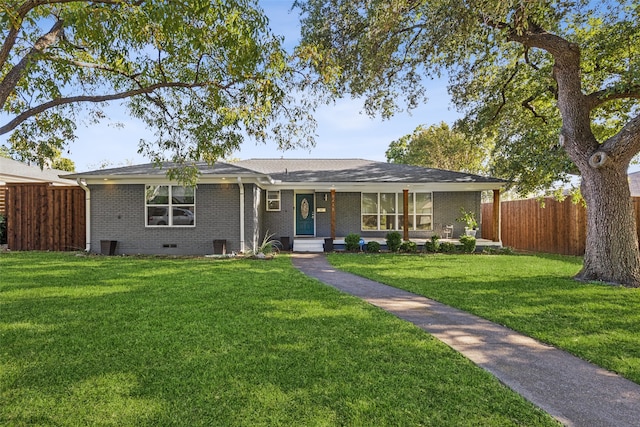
left=291, top=253, right=640, bottom=427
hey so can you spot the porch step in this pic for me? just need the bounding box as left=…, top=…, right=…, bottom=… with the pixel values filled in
left=293, top=239, right=325, bottom=253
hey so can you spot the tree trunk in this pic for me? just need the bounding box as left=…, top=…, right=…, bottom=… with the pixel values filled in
left=576, top=165, right=640, bottom=287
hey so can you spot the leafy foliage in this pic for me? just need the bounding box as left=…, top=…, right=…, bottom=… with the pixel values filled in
left=459, top=235, right=477, bottom=253
left=1, top=1, right=316, bottom=175
left=296, top=0, right=640, bottom=192
left=385, top=231, right=402, bottom=252
left=296, top=0, right=640, bottom=285
left=423, top=235, right=440, bottom=253
left=365, top=240, right=380, bottom=253
left=399, top=240, right=418, bottom=253
left=457, top=208, right=478, bottom=230
left=386, top=122, right=487, bottom=174
left=344, top=233, right=361, bottom=252
left=0, top=213, right=6, bottom=244
left=248, top=231, right=280, bottom=257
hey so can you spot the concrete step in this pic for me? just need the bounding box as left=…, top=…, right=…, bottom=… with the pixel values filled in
left=293, top=239, right=324, bottom=253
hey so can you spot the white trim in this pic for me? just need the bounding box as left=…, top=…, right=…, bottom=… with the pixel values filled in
left=238, top=178, right=245, bottom=253
left=76, top=176, right=503, bottom=193
left=260, top=182, right=503, bottom=192
left=144, top=185, right=196, bottom=227
left=266, top=190, right=281, bottom=211
left=76, top=178, right=91, bottom=252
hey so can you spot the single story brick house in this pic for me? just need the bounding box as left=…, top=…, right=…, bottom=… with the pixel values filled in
left=63, top=159, right=506, bottom=255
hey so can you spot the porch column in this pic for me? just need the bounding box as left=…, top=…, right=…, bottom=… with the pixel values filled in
left=330, top=189, right=336, bottom=239
left=492, top=189, right=501, bottom=242
left=403, top=189, right=409, bottom=241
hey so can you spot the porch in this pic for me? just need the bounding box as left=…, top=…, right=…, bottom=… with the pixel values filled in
left=292, top=237, right=502, bottom=253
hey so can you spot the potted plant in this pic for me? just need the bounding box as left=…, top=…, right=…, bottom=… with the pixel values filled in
left=457, top=208, right=478, bottom=237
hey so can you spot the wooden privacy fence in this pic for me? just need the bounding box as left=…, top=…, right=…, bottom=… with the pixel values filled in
left=6, top=183, right=85, bottom=251
left=482, top=197, right=640, bottom=256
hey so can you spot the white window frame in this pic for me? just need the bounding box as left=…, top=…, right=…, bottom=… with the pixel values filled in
left=145, top=185, right=196, bottom=227
left=266, top=190, right=281, bottom=211
left=361, top=192, right=432, bottom=231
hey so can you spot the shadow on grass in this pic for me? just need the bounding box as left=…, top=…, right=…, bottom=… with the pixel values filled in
left=1, top=253, right=556, bottom=426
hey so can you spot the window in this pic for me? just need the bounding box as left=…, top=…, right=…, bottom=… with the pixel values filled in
left=361, top=192, right=432, bottom=231
left=146, top=185, right=195, bottom=227
left=266, top=190, right=281, bottom=211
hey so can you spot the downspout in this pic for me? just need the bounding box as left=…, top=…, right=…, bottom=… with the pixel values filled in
left=76, top=178, right=91, bottom=252
left=237, top=177, right=245, bottom=253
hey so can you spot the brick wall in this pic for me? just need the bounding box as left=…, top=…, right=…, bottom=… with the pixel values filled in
left=263, top=189, right=295, bottom=244
left=89, top=183, right=242, bottom=255
left=433, top=191, right=482, bottom=238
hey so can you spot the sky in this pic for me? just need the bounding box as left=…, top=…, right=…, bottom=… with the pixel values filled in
left=0, top=1, right=461, bottom=172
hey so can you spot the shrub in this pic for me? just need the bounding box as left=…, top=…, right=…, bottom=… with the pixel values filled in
left=345, top=233, right=361, bottom=252
left=459, top=235, right=477, bottom=253
left=400, top=241, right=418, bottom=253
left=385, top=231, right=402, bottom=252
left=423, top=235, right=440, bottom=253
left=440, top=242, right=458, bottom=253
left=366, top=241, right=381, bottom=253
left=483, top=246, right=516, bottom=255
left=0, top=213, right=6, bottom=245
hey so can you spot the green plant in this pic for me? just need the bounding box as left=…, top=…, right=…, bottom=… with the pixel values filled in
left=400, top=241, right=418, bottom=253
left=345, top=233, right=361, bottom=251
left=440, top=242, right=458, bottom=253
left=459, top=235, right=477, bottom=253
left=423, top=235, right=440, bottom=253
left=483, top=246, right=516, bottom=255
left=248, top=231, right=280, bottom=257
left=385, top=231, right=402, bottom=252
left=366, top=241, right=381, bottom=253
left=457, top=208, right=478, bottom=230
left=0, top=213, right=6, bottom=245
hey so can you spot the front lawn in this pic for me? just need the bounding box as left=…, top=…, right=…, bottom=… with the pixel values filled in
left=0, top=252, right=556, bottom=426
left=328, top=252, right=640, bottom=385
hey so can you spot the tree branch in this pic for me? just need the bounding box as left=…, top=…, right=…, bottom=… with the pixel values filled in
left=0, top=0, right=137, bottom=71
left=586, top=85, right=640, bottom=109
left=491, top=65, right=519, bottom=121
left=599, top=113, right=640, bottom=165
left=0, top=80, right=226, bottom=135
left=521, top=93, right=547, bottom=124
left=0, top=18, right=65, bottom=108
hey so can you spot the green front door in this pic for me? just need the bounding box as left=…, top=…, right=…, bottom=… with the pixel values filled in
left=295, top=193, right=315, bottom=236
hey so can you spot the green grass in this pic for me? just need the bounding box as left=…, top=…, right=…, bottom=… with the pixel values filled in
left=0, top=252, right=557, bottom=426
left=328, top=252, right=640, bottom=385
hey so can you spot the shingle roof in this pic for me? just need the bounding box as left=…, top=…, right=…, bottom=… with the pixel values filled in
left=0, top=157, right=78, bottom=185
left=65, top=158, right=507, bottom=184
left=63, top=161, right=260, bottom=178
left=235, top=159, right=505, bottom=183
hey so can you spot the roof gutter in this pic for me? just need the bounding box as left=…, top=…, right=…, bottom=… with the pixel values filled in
left=76, top=178, right=91, bottom=252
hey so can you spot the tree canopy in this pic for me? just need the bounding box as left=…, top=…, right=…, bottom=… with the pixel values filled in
left=296, top=0, right=640, bottom=192
left=296, top=0, right=640, bottom=286
left=1, top=0, right=315, bottom=180
left=385, top=122, right=487, bottom=174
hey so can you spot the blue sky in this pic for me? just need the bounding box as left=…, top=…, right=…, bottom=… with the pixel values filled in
left=8, top=1, right=460, bottom=172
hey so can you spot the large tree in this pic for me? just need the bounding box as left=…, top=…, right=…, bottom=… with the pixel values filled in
left=386, top=122, right=487, bottom=174
left=296, top=0, right=640, bottom=287
left=0, top=0, right=314, bottom=181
